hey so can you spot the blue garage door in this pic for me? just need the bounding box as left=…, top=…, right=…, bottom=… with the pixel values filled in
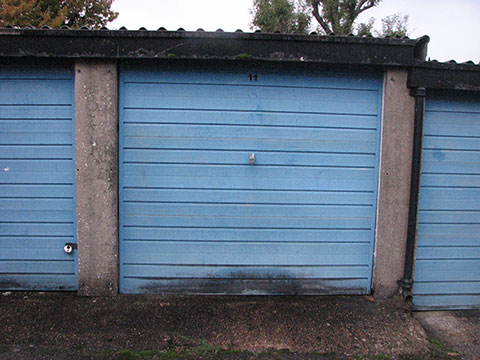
left=119, top=65, right=382, bottom=294
left=414, top=92, right=480, bottom=310
left=0, top=65, right=77, bottom=291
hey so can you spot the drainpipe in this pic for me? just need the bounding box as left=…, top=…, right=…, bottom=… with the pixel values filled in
left=398, top=87, right=426, bottom=301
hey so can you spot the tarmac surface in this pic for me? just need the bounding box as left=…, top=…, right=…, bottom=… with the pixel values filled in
left=0, top=292, right=478, bottom=359
left=414, top=311, right=480, bottom=360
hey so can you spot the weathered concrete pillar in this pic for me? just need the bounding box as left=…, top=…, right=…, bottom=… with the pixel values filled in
left=373, top=69, right=415, bottom=298
left=75, top=60, right=118, bottom=296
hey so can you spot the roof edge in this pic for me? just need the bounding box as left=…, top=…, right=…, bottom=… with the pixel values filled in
left=0, top=28, right=421, bottom=67
left=0, top=27, right=418, bottom=44
left=409, top=60, right=480, bottom=91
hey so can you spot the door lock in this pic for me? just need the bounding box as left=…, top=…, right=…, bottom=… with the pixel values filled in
left=64, top=242, right=77, bottom=254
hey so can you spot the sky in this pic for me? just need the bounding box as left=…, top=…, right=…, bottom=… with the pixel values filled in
left=109, top=0, right=479, bottom=63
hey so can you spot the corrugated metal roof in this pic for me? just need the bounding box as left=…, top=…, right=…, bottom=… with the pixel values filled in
left=7, top=25, right=478, bottom=65
left=418, top=59, right=480, bottom=70
left=409, top=59, right=480, bottom=91
left=1, top=25, right=478, bottom=65
left=1, top=24, right=413, bottom=40
left=0, top=26, right=427, bottom=66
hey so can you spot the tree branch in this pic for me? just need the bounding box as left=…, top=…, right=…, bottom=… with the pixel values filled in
left=310, top=0, right=332, bottom=33
left=355, top=0, right=380, bottom=16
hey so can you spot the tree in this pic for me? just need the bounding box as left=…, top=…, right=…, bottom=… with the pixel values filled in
left=354, top=13, right=410, bottom=37
left=0, top=0, right=118, bottom=29
left=250, top=0, right=311, bottom=34
left=0, top=0, right=64, bottom=28
left=377, top=13, right=409, bottom=37
left=307, top=0, right=381, bottom=35
left=250, top=0, right=411, bottom=37
left=354, top=16, right=374, bottom=36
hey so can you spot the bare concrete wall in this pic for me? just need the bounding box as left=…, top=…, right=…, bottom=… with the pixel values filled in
left=373, top=69, right=415, bottom=298
left=75, top=60, right=118, bottom=296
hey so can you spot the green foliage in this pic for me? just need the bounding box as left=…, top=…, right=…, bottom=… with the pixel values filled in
left=0, top=0, right=118, bottom=28
left=250, top=0, right=411, bottom=37
left=355, top=355, right=393, bottom=360
left=377, top=12, right=410, bottom=37
left=355, top=16, right=375, bottom=36
left=103, top=339, right=248, bottom=359
left=0, top=0, right=65, bottom=28
left=184, top=339, right=224, bottom=357
left=236, top=53, right=251, bottom=59
left=308, top=0, right=382, bottom=35
left=250, top=0, right=311, bottom=34
left=427, top=338, right=455, bottom=353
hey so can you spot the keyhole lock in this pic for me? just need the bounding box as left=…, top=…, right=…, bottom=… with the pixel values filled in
left=63, top=242, right=77, bottom=254
left=249, top=153, right=255, bottom=165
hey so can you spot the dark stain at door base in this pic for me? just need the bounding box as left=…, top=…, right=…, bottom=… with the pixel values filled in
left=138, top=271, right=365, bottom=295
left=0, top=280, right=24, bottom=289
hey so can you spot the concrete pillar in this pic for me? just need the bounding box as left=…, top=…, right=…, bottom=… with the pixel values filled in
left=75, top=60, right=118, bottom=296
left=373, top=69, right=415, bottom=298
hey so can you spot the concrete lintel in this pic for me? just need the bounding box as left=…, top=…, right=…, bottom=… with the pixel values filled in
left=373, top=68, right=415, bottom=298
left=75, top=60, right=118, bottom=296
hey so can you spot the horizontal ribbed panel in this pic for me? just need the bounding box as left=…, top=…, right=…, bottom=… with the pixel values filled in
left=0, top=66, right=77, bottom=291
left=119, top=66, right=382, bottom=294
left=414, top=92, right=480, bottom=310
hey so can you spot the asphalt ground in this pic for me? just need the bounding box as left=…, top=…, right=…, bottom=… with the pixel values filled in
left=0, top=292, right=478, bottom=359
